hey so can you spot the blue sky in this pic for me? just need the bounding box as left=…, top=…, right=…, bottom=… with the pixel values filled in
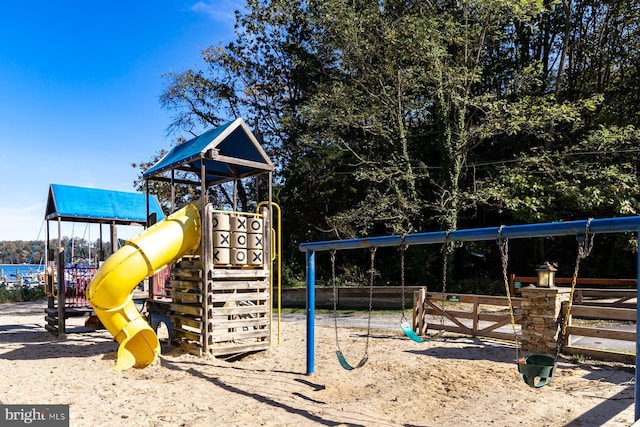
left=0, top=1, right=241, bottom=241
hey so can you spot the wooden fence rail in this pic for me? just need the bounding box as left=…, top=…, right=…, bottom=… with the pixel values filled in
left=510, top=274, right=636, bottom=296
left=562, top=302, right=636, bottom=363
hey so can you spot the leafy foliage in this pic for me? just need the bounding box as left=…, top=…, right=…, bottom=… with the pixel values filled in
left=0, top=285, right=46, bottom=303
left=0, top=241, right=44, bottom=265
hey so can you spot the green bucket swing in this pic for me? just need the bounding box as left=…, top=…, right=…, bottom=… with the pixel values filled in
left=518, top=354, right=557, bottom=388
left=498, top=220, right=594, bottom=389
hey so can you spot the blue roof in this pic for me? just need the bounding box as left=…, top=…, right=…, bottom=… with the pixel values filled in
left=45, top=184, right=165, bottom=224
left=143, top=118, right=273, bottom=185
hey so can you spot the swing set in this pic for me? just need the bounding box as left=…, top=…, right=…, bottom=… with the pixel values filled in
left=300, top=216, right=640, bottom=419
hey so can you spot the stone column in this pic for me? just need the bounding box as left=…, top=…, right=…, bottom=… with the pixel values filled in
left=520, top=287, right=571, bottom=355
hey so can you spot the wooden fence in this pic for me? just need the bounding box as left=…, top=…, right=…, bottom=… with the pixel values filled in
left=562, top=300, right=636, bottom=363
left=413, top=289, right=522, bottom=342
left=279, top=286, right=637, bottom=363
left=279, top=286, right=424, bottom=310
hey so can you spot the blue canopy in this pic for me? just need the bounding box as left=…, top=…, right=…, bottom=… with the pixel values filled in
left=143, top=118, right=273, bottom=186
left=45, top=184, right=165, bottom=225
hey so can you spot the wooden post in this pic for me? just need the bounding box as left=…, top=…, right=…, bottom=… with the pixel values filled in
left=413, top=288, right=426, bottom=335
left=56, top=248, right=65, bottom=339
left=472, top=295, right=479, bottom=335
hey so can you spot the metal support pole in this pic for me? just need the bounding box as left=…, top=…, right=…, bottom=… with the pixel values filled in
left=306, top=250, right=315, bottom=375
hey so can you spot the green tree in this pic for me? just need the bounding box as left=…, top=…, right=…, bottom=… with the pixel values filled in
left=471, top=0, right=640, bottom=223
left=138, top=0, right=640, bottom=288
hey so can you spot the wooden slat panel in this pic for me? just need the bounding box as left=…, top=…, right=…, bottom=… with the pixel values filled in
left=566, top=325, right=636, bottom=341
left=172, top=269, right=202, bottom=280
left=569, top=305, right=636, bottom=321
left=562, top=346, right=635, bottom=364
left=578, top=302, right=636, bottom=309
left=210, top=269, right=269, bottom=279
left=207, top=280, right=269, bottom=290
left=172, top=315, right=202, bottom=329
left=176, top=340, right=203, bottom=357
left=176, top=259, right=204, bottom=270
left=208, top=317, right=270, bottom=329
left=574, top=289, right=637, bottom=297
left=171, top=291, right=202, bottom=303
left=209, top=292, right=269, bottom=303
left=208, top=341, right=269, bottom=356
left=209, top=305, right=269, bottom=316
left=173, top=328, right=202, bottom=342
left=209, top=328, right=269, bottom=343
left=171, top=303, right=202, bottom=316
left=170, top=280, right=201, bottom=291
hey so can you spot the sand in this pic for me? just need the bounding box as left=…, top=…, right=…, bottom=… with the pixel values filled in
left=0, top=301, right=636, bottom=426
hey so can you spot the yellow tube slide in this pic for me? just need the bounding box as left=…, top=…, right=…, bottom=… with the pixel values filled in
left=87, top=204, right=201, bottom=370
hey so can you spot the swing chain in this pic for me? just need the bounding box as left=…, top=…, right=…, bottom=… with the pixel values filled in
left=557, top=219, right=595, bottom=357
left=368, top=247, right=376, bottom=315
left=439, top=231, right=450, bottom=333
left=363, top=246, right=377, bottom=358
left=497, top=226, right=520, bottom=360
left=330, top=249, right=341, bottom=352
left=400, top=242, right=408, bottom=323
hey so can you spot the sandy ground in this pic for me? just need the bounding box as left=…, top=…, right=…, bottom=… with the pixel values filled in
left=0, top=301, right=637, bottom=427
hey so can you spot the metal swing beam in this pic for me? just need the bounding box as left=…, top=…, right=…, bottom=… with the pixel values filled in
left=299, top=216, right=640, bottom=421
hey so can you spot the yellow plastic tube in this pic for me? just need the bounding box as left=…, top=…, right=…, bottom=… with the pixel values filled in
left=87, top=204, right=201, bottom=370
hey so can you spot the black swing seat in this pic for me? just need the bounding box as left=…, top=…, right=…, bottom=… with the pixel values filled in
left=518, top=354, right=556, bottom=388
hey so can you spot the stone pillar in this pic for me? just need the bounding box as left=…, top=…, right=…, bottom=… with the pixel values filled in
left=520, top=287, right=571, bottom=354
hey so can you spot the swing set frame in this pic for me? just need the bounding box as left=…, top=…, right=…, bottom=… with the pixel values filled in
left=299, top=215, right=640, bottom=421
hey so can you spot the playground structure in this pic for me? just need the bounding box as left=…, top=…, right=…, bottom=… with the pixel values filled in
left=43, top=184, right=165, bottom=337
left=87, top=118, right=280, bottom=370
left=299, top=216, right=640, bottom=418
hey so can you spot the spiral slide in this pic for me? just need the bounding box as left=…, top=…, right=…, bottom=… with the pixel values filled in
left=87, top=204, right=201, bottom=370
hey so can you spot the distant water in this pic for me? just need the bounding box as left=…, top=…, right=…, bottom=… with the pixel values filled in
left=0, top=264, right=44, bottom=280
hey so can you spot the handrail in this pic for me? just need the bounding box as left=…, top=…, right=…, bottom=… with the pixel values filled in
left=257, top=201, right=282, bottom=346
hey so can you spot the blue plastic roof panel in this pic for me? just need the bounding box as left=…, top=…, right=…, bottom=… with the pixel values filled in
left=45, top=184, right=165, bottom=224
left=143, top=118, right=273, bottom=185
